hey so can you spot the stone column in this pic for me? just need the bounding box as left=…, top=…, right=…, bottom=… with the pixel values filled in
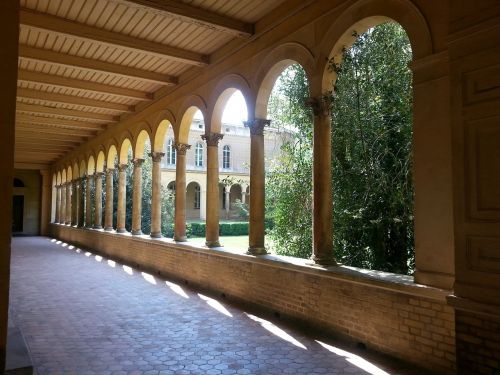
left=200, top=188, right=206, bottom=220
left=60, top=182, right=67, bottom=225
left=85, top=175, right=93, bottom=228
left=65, top=181, right=72, bottom=224
left=71, top=180, right=77, bottom=226
left=116, top=164, right=127, bottom=233
left=131, top=158, right=144, bottom=235
left=104, top=168, right=114, bottom=231
left=224, top=189, right=230, bottom=219
left=150, top=152, right=165, bottom=238
left=173, top=144, right=191, bottom=241
left=55, top=185, right=61, bottom=223
left=201, top=133, right=223, bottom=247
left=244, top=119, right=269, bottom=255
left=308, top=97, right=335, bottom=265
left=241, top=187, right=246, bottom=204
left=78, top=178, right=85, bottom=227
left=93, top=172, right=103, bottom=229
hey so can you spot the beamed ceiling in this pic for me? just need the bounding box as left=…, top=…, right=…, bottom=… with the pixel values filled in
left=15, top=0, right=287, bottom=166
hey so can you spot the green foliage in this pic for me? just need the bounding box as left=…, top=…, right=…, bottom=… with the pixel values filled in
left=266, top=64, right=313, bottom=259
left=233, top=199, right=249, bottom=220
left=265, top=23, right=414, bottom=274
left=187, top=222, right=250, bottom=237
left=329, top=23, right=414, bottom=274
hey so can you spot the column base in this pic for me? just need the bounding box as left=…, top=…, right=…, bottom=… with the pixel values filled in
left=104, top=227, right=114, bottom=231
left=247, top=246, right=268, bottom=255
left=131, top=230, right=142, bottom=236
left=150, top=232, right=162, bottom=238
left=85, top=225, right=93, bottom=229
left=205, top=240, right=221, bottom=248
left=116, top=228, right=127, bottom=234
left=308, top=255, right=338, bottom=267
left=174, top=236, right=187, bottom=242
left=93, top=225, right=103, bottom=230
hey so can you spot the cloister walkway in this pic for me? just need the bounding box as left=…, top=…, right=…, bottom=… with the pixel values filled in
left=10, top=237, right=427, bottom=375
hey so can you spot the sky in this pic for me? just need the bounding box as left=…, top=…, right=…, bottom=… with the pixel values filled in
left=193, top=91, right=248, bottom=125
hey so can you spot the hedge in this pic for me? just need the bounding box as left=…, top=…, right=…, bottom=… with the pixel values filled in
left=162, top=219, right=275, bottom=238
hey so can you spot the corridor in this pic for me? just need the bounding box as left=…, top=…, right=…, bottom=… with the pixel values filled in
left=10, top=237, right=426, bottom=375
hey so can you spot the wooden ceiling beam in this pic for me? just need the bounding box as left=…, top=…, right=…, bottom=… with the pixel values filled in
left=15, top=140, right=79, bottom=149
left=20, top=8, right=208, bottom=66
left=19, top=45, right=177, bottom=86
left=17, top=88, right=134, bottom=113
left=16, top=114, right=107, bottom=130
left=15, top=130, right=87, bottom=143
left=16, top=103, right=118, bottom=123
left=16, top=123, right=97, bottom=138
left=16, top=145, right=74, bottom=153
left=116, top=0, right=253, bottom=37
left=18, top=70, right=153, bottom=101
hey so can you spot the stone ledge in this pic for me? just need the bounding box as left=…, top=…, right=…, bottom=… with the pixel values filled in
left=50, top=223, right=451, bottom=302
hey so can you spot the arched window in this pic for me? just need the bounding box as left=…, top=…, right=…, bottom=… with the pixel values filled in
left=222, top=145, right=231, bottom=169
left=194, top=185, right=201, bottom=209
left=13, top=178, right=25, bottom=187
left=167, top=139, right=176, bottom=165
left=195, top=142, right=203, bottom=167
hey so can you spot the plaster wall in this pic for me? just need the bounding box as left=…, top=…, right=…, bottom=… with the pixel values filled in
left=12, top=170, right=41, bottom=236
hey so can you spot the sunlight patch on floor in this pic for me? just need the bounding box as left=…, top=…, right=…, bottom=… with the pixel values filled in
left=142, top=272, right=157, bottom=285
left=198, top=293, right=233, bottom=317
left=165, top=281, right=189, bottom=299
left=315, top=340, right=390, bottom=375
left=245, top=313, right=307, bottom=349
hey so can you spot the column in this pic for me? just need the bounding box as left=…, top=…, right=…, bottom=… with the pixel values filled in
left=200, top=187, right=206, bottom=220
left=244, top=119, right=269, bottom=255
left=94, top=172, right=103, bottom=229
left=60, top=182, right=67, bottom=225
left=173, top=144, right=190, bottom=241
left=104, top=168, right=114, bottom=231
left=85, top=175, right=93, bottom=228
left=71, top=180, right=77, bottom=226
left=131, top=158, right=144, bottom=235
left=308, top=97, right=335, bottom=265
left=201, top=133, right=223, bottom=247
left=116, top=164, right=127, bottom=233
left=65, top=181, right=72, bottom=224
left=241, top=186, right=246, bottom=204
left=40, top=170, right=51, bottom=234
left=55, top=185, right=61, bottom=223
left=77, top=178, right=85, bottom=227
left=224, top=189, right=230, bottom=219
left=150, top=152, right=165, bottom=238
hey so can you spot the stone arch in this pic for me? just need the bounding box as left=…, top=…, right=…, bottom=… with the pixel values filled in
left=67, top=166, right=73, bottom=181
left=119, top=138, right=133, bottom=165
left=96, top=148, right=106, bottom=173
left=255, top=42, right=315, bottom=117
left=154, top=119, right=174, bottom=153
left=134, top=128, right=152, bottom=159
left=87, top=154, right=96, bottom=175
left=318, top=0, right=433, bottom=92
left=107, top=144, right=118, bottom=168
left=79, top=159, right=87, bottom=178
left=147, top=109, right=176, bottom=152
left=72, top=161, right=79, bottom=180
left=61, top=169, right=67, bottom=183
left=208, top=74, right=254, bottom=133
left=177, top=95, right=208, bottom=144
left=56, top=171, right=61, bottom=185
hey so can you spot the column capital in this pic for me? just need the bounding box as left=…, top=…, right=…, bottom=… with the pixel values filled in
left=86, top=174, right=94, bottom=181
left=94, top=171, right=104, bottom=178
left=105, top=166, right=115, bottom=174
left=118, top=163, right=128, bottom=172
left=174, top=143, right=191, bottom=155
left=132, top=158, right=145, bottom=167
left=305, top=96, right=331, bottom=117
left=149, top=151, right=165, bottom=162
left=244, top=118, right=271, bottom=136
left=201, top=133, right=223, bottom=147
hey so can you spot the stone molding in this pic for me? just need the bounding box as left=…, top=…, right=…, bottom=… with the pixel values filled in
left=118, top=164, right=127, bottom=172
left=244, top=118, right=270, bottom=136
left=149, top=151, right=165, bottom=162
left=201, top=133, right=223, bottom=146
left=174, top=143, right=191, bottom=155
left=306, top=96, right=331, bottom=117
left=132, top=158, right=145, bottom=167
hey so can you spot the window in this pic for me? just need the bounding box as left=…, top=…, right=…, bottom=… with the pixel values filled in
left=167, top=139, right=176, bottom=165
left=194, top=185, right=201, bottom=209
left=195, top=142, right=203, bottom=167
left=223, top=145, right=231, bottom=169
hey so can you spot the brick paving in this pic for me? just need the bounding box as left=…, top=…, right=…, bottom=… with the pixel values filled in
left=10, top=237, right=425, bottom=375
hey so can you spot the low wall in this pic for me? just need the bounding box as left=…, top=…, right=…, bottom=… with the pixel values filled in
left=51, top=224, right=456, bottom=373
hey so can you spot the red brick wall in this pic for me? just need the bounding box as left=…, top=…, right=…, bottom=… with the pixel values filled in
left=51, top=225, right=456, bottom=372
left=456, top=311, right=500, bottom=374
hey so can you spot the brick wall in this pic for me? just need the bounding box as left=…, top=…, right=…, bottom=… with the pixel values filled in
left=51, top=225, right=456, bottom=373
left=456, top=311, right=500, bottom=374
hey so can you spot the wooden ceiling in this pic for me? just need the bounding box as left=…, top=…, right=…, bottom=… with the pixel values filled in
left=15, top=0, right=286, bottom=166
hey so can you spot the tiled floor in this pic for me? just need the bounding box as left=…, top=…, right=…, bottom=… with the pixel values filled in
left=10, top=237, right=427, bottom=375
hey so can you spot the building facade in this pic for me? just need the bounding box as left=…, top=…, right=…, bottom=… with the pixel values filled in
left=160, top=117, right=285, bottom=220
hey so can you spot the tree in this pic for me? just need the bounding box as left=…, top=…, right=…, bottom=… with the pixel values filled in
left=265, top=23, right=414, bottom=274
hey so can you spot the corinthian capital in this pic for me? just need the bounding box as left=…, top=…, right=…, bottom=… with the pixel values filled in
left=305, top=96, right=331, bottom=117
left=132, top=158, right=145, bottom=167
left=174, top=143, right=191, bottom=155
left=149, top=151, right=165, bottom=162
left=243, top=118, right=270, bottom=136
left=201, top=133, right=224, bottom=146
